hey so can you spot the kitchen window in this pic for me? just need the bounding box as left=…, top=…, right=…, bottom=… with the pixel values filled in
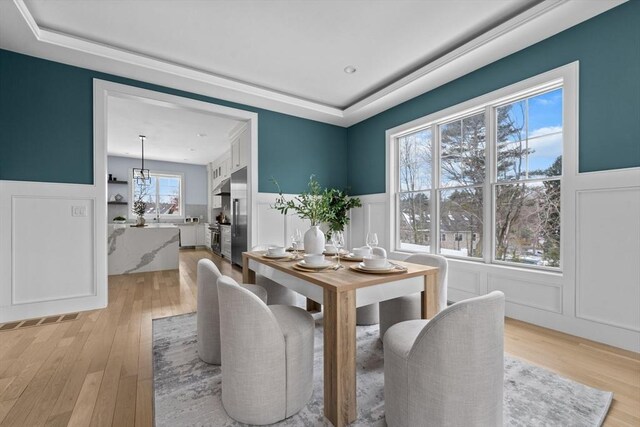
left=131, top=171, right=184, bottom=218
left=391, top=67, right=572, bottom=271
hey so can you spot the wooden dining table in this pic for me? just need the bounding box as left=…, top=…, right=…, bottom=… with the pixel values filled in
left=243, top=251, right=442, bottom=427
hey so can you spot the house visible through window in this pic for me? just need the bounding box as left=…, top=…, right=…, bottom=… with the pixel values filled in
left=133, top=172, right=184, bottom=218
left=396, top=82, right=563, bottom=270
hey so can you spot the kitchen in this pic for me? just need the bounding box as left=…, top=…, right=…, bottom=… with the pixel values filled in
left=106, top=94, right=250, bottom=276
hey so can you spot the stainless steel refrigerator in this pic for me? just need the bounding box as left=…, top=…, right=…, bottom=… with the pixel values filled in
left=231, top=167, right=247, bottom=266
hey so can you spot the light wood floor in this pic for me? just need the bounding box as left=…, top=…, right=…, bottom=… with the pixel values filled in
left=0, top=249, right=638, bottom=426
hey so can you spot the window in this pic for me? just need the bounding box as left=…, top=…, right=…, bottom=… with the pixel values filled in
left=394, top=76, right=565, bottom=270
left=132, top=172, right=184, bottom=218
left=494, top=89, right=562, bottom=267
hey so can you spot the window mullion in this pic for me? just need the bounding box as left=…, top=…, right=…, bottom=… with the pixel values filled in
left=483, top=104, right=494, bottom=264
left=431, top=123, right=439, bottom=255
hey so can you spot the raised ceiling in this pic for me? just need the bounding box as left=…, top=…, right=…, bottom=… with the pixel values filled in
left=22, top=0, right=538, bottom=108
left=0, top=0, right=626, bottom=126
left=107, top=96, right=243, bottom=165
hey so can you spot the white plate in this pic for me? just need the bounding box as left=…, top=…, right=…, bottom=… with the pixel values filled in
left=298, top=260, right=333, bottom=269
left=263, top=253, right=290, bottom=259
left=358, top=262, right=394, bottom=271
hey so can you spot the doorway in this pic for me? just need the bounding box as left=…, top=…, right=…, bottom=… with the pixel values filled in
left=94, top=79, right=258, bottom=291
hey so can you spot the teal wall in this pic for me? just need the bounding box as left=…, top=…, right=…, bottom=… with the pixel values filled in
left=347, top=1, right=640, bottom=195
left=0, top=49, right=347, bottom=193
left=2, top=2, right=638, bottom=196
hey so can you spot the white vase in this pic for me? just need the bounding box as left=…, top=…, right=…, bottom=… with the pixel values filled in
left=304, top=225, right=325, bottom=255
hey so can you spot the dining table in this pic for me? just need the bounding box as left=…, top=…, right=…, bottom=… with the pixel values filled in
left=242, top=250, right=442, bottom=427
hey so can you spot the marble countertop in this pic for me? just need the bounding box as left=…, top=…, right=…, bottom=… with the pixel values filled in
left=109, top=223, right=179, bottom=229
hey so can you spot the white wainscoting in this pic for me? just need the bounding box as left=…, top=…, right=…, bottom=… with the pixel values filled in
left=575, top=186, right=640, bottom=332
left=0, top=180, right=107, bottom=322
left=347, top=169, right=640, bottom=352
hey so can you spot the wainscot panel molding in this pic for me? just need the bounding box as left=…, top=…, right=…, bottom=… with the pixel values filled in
left=575, top=185, right=640, bottom=332
left=0, top=180, right=107, bottom=322
left=255, top=192, right=355, bottom=251
left=347, top=193, right=388, bottom=250
left=348, top=167, right=640, bottom=352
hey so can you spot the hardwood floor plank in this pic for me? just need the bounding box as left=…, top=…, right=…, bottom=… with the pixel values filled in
left=66, top=370, right=104, bottom=427
left=112, top=375, right=137, bottom=427
left=0, top=399, right=17, bottom=425
left=0, top=249, right=635, bottom=427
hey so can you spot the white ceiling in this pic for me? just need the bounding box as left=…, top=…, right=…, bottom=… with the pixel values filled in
left=21, top=0, right=538, bottom=109
left=0, top=0, right=626, bottom=126
left=107, top=96, right=243, bottom=165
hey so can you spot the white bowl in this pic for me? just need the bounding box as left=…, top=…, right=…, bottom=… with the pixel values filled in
left=267, top=246, right=286, bottom=256
left=325, top=244, right=338, bottom=254
left=363, top=256, right=388, bottom=269
left=304, top=253, right=325, bottom=266
left=352, top=247, right=372, bottom=257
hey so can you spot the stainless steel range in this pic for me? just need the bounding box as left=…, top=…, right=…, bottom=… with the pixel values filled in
left=210, top=224, right=221, bottom=255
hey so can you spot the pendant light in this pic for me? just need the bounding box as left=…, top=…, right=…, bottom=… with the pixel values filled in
left=133, top=135, right=150, bottom=182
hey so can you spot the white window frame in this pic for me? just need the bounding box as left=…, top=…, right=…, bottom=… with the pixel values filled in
left=129, top=170, right=185, bottom=220
left=386, top=62, right=578, bottom=274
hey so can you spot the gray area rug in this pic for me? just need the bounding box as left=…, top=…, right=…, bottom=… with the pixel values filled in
left=153, top=313, right=612, bottom=426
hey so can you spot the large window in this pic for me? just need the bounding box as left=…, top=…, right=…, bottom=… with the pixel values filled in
left=132, top=172, right=184, bottom=218
left=395, top=82, right=563, bottom=270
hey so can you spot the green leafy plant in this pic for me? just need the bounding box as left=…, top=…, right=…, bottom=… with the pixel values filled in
left=271, top=175, right=331, bottom=226
left=325, top=189, right=361, bottom=240
left=113, top=215, right=126, bottom=221
left=271, top=176, right=361, bottom=235
left=133, top=200, right=146, bottom=217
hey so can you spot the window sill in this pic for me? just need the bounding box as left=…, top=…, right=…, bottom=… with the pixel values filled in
left=390, top=250, right=563, bottom=277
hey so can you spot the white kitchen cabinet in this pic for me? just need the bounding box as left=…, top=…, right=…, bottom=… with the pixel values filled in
left=221, top=153, right=231, bottom=180
left=178, top=225, right=197, bottom=247
left=204, top=224, right=212, bottom=250
left=221, top=225, right=231, bottom=258
left=231, top=126, right=249, bottom=173
left=196, top=224, right=206, bottom=246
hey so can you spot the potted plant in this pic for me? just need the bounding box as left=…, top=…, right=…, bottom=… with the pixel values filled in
left=133, top=199, right=147, bottom=226
left=271, top=175, right=331, bottom=254
left=112, top=215, right=127, bottom=224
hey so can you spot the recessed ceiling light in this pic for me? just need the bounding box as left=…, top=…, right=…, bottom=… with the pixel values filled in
left=197, top=133, right=207, bottom=137
left=344, top=65, right=357, bottom=74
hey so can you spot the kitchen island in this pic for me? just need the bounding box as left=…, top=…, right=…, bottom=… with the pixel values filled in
left=108, top=223, right=180, bottom=275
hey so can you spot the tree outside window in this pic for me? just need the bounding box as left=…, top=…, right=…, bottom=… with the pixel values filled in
left=396, top=86, right=562, bottom=269
left=133, top=172, right=183, bottom=218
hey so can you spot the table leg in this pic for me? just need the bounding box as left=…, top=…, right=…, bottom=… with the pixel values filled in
left=323, top=288, right=356, bottom=427
left=242, top=254, right=255, bottom=284
left=306, top=298, right=322, bottom=313
left=421, top=271, right=440, bottom=319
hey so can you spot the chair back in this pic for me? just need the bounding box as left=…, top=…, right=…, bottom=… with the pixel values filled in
left=409, top=291, right=505, bottom=426
left=217, top=276, right=287, bottom=418
left=405, top=253, right=448, bottom=309
left=217, top=276, right=285, bottom=358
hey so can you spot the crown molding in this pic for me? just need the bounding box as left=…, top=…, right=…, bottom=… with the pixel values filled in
left=7, top=0, right=627, bottom=127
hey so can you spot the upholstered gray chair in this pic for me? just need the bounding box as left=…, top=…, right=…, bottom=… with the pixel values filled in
left=217, top=276, right=314, bottom=425
left=196, top=259, right=267, bottom=365
left=383, top=291, right=505, bottom=427
left=252, top=244, right=299, bottom=306
left=379, top=253, right=448, bottom=340
left=356, top=303, right=379, bottom=325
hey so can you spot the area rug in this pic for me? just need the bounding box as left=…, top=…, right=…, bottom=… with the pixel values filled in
left=153, top=313, right=612, bottom=427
